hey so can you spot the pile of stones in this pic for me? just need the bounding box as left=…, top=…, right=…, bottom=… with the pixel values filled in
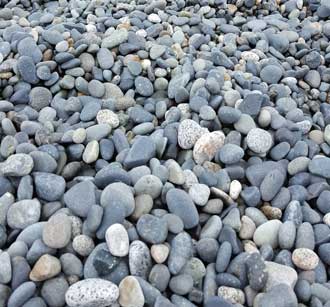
left=1, top=0, right=330, bottom=306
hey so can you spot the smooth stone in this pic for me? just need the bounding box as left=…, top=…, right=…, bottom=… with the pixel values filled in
left=166, top=188, right=199, bottom=229
left=41, top=276, right=68, bottom=307
left=253, top=220, right=282, bottom=248
left=134, top=175, right=162, bottom=199
left=118, top=276, right=145, bottom=307
left=42, top=213, right=72, bottom=249
left=129, top=240, right=152, bottom=279
left=7, top=282, right=36, bottom=307
left=255, top=284, right=298, bottom=307
left=29, top=254, right=61, bottom=282
left=7, top=199, right=40, bottom=229
left=264, top=261, right=298, bottom=291
left=168, top=232, right=193, bottom=275
left=193, top=131, right=225, bottom=164
left=246, top=128, right=272, bottom=154
left=64, top=181, right=96, bottom=217
left=0, top=252, right=11, bottom=284
left=309, top=156, right=330, bottom=178
left=34, top=172, right=66, bottom=202
left=105, top=223, right=129, bottom=257
left=292, top=248, right=319, bottom=270
left=178, top=119, right=207, bottom=149
left=137, top=214, right=168, bottom=244
left=260, top=169, right=286, bottom=201
left=100, top=182, right=135, bottom=217
left=65, top=278, right=119, bottom=307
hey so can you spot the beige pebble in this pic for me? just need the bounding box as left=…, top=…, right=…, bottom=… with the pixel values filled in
left=292, top=248, right=319, bottom=270
left=151, top=244, right=170, bottom=264
left=30, top=254, right=61, bottom=281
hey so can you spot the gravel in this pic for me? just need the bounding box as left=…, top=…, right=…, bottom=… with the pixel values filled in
left=0, top=1, right=330, bottom=306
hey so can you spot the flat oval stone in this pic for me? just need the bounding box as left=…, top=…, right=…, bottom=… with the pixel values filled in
left=65, top=278, right=119, bottom=307
left=105, top=223, right=129, bottom=257
left=166, top=188, right=199, bottom=229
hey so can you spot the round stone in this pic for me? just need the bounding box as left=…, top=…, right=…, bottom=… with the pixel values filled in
left=29, top=87, right=52, bottom=111
left=218, top=143, right=244, bottom=164
left=260, top=65, right=282, bottom=84
left=178, top=119, right=207, bottom=149
left=72, top=235, right=95, bottom=256
left=150, top=244, right=170, bottom=264
left=253, top=220, right=282, bottom=248
left=0, top=154, right=34, bottom=176
left=292, top=248, right=319, bottom=270
left=246, top=128, right=273, bottom=154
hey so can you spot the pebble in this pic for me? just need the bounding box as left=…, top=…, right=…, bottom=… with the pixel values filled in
left=246, top=128, right=273, bottom=154
left=264, top=261, right=298, bottom=291
left=118, top=276, right=145, bottom=307
left=292, top=248, right=319, bottom=270
left=253, top=220, right=282, bottom=248
left=166, top=188, right=199, bottom=229
left=29, top=254, right=61, bottom=282
left=7, top=199, right=41, bottom=229
left=217, top=286, right=245, bottom=305
left=137, top=214, right=168, bottom=244
left=189, top=183, right=210, bottom=206
left=42, top=213, right=72, bottom=249
left=65, top=278, right=119, bottom=307
left=193, top=131, right=225, bottom=164
left=105, top=224, right=129, bottom=257
left=178, top=119, right=207, bottom=149
left=0, top=154, right=34, bottom=176
left=64, top=181, right=96, bottom=217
